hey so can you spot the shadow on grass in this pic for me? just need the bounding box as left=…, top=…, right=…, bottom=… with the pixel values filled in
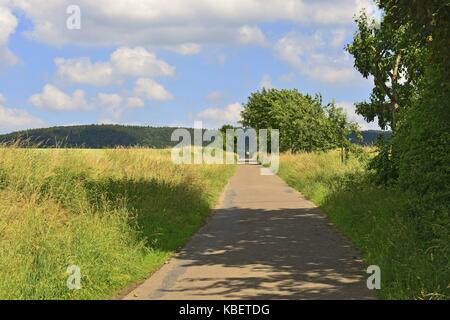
left=85, top=178, right=212, bottom=252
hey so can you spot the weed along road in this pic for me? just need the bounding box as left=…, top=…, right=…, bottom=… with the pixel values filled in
left=124, top=164, right=374, bottom=300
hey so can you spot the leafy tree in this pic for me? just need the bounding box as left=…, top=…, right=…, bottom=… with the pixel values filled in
left=325, top=102, right=362, bottom=163
left=241, top=88, right=360, bottom=154
left=347, top=1, right=449, bottom=190
left=346, top=11, right=425, bottom=131
left=377, top=0, right=450, bottom=193
left=346, top=6, right=430, bottom=182
left=242, top=89, right=324, bottom=152
left=219, top=124, right=238, bottom=152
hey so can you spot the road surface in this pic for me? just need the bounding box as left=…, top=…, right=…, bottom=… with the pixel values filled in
left=124, top=165, right=374, bottom=300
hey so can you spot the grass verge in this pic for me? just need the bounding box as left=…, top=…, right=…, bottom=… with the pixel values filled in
left=278, top=150, right=449, bottom=299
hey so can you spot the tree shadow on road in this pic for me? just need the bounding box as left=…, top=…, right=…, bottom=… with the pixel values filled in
left=155, top=206, right=375, bottom=300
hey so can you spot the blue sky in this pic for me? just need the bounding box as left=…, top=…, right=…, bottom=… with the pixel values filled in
left=0, top=0, right=381, bottom=134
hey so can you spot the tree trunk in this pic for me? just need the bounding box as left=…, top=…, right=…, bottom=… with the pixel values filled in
left=390, top=54, right=402, bottom=131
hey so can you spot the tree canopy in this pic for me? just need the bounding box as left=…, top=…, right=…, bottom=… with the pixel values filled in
left=240, top=88, right=360, bottom=154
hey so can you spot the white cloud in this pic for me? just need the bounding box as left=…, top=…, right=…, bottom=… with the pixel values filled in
left=97, top=93, right=122, bottom=108
left=133, top=78, right=173, bottom=101
left=274, top=32, right=364, bottom=85
left=238, top=25, right=266, bottom=45
left=0, top=93, right=46, bottom=133
left=8, top=1, right=379, bottom=47
left=197, top=102, right=243, bottom=127
left=336, top=101, right=380, bottom=130
left=55, top=47, right=174, bottom=86
left=168, top=43, right=202, bottom=55
left=111, top=47, right=175, bottom=77
left=259, top=75, right=273, bottom=90
left=55, top=58, right=116, bottom=86
left=97, top=93, right=123, bottom=120
left=29, top=84, right=88, bottom=111
left=0, top=6, right=18, bottom=66
left=126, top=97, right=145, bottom=108
left=96, top=93, right=146, bottom=121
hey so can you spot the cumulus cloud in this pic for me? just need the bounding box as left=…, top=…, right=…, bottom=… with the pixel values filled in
left=8, top=0, right=378, bottom=47
left=126, top=97, right=145, bottom=108
left=0, top=6, right=18, bottom=66
left=238, top=25, right=266, bottom=45
left=336, top=101, right=380, bottom=130
left=97, top=93, right=124, bottom=120
left=55, top=47, right=174, bottom=86
left=197, top=102, right=243, bottom=127
left=133, top=78, right=173, bottom=101
left=274, top=31, right=364, bottom=85
left=29, top=84, right=88, bottom=111
left=110, top=47, right=175, bottom=77
left=27, top=80, right=166, bottom=121
left=55, top=58, right=115, bottom=86
left=0, top=93, right=46, bottom=133
left=96, top=93, right=147, bottom=122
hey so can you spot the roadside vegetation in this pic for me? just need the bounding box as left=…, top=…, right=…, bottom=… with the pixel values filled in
left=239, top=1, right=449, bottom=300
left=0, top=148, right=234, bottom=299
left=279, top=150, right=449, bottom=299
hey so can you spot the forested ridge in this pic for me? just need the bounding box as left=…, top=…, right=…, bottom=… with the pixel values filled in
left=0, top=124, right=390, bottom=148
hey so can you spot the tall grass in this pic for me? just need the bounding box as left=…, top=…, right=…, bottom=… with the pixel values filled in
left=0, top=148, right=235, bottom=299
left=279, top=150, right=449, bottom=300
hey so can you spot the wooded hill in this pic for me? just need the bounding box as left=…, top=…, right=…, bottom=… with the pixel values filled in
left=0, top=125, right=391, bottom=148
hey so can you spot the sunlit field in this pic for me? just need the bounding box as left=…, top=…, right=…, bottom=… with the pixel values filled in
left=278, top=150, right=450, bottom=300
left=0, top=148, right=235, bottom=299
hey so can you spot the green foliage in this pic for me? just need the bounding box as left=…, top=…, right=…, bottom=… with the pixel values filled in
left=346, top=3, right=449, bottom=299
left=0, top=125, right=198, bottom=149
left=346, top=10, right=425, bottom=131
left=348, top=2, right=449, bottom=202
left=219, top=125, right=238, bottom=152
left=367, top=137, right=399, bottom=184
left=279, top=151, right=450, bottom=299
left=240, top=88, right=360, bottom=153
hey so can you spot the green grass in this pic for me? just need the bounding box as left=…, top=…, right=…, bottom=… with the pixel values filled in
left=278, top=150, right=449, bottom=300
left=0, top=148, right=235, bottom=299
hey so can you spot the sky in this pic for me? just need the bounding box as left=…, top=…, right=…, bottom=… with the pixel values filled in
left=0, top=0, right=383, bottom=134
